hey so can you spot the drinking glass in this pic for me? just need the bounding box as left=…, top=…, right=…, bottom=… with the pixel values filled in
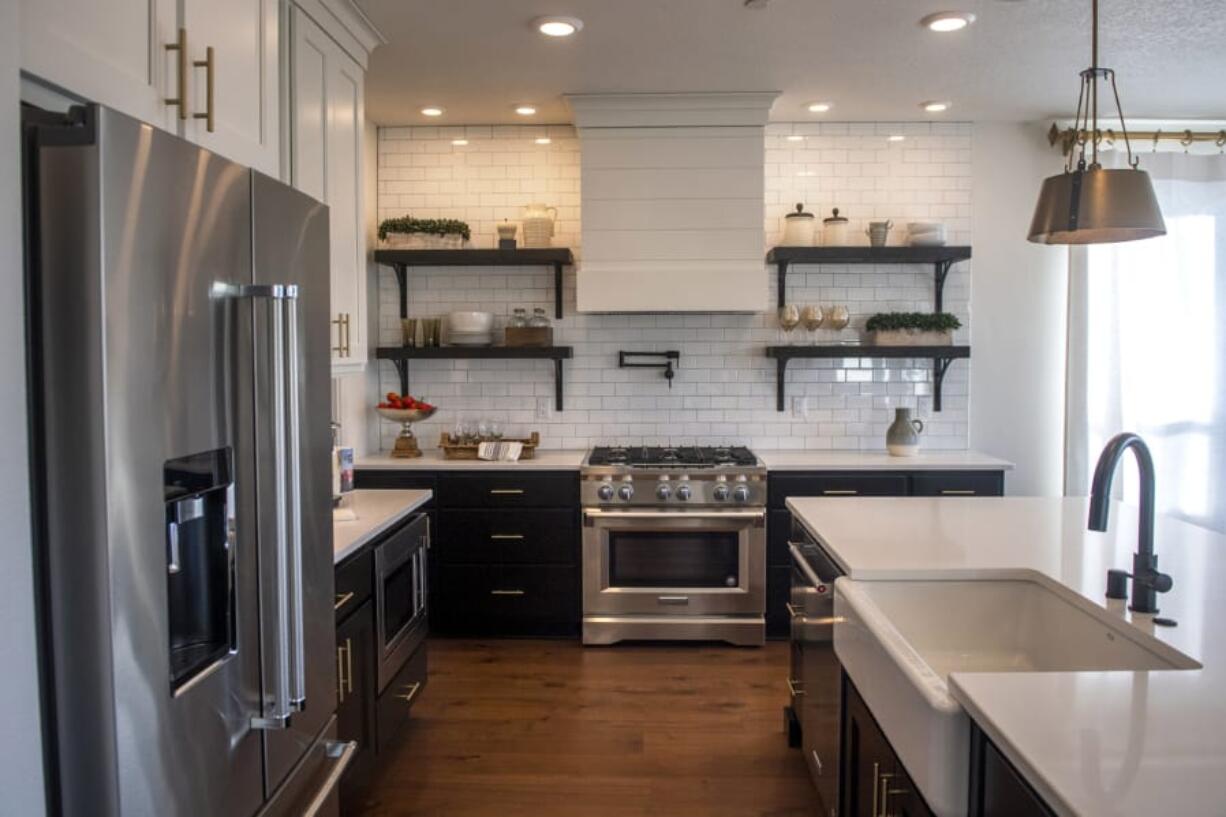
left=490, top=421, right=504, bottom=440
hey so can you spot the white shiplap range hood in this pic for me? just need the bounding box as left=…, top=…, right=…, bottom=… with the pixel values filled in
left=565, top=93, right=777, bottom=312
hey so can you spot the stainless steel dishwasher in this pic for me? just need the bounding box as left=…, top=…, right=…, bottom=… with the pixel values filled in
left=787, top=516, right=844, bottom=817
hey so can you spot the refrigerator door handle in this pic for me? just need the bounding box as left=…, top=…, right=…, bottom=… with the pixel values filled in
left=283, top=286, right=307, bottom=712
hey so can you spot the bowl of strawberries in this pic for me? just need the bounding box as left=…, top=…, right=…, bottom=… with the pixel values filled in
left=376, top=393, right=437, bottom=458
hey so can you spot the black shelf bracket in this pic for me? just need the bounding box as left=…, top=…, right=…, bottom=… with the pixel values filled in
left=393, top=264, right=408, bottom=319
left=776, top=260, right=790, bottom=309
left=774, top=356, right=790, bottom=411
left=553, top=263, right=563, bottom=319
left=934, top=259, right=954, bottom=314
left=933, top=355, right=953, bottom=412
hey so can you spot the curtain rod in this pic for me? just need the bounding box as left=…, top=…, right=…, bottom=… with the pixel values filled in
left=1048, top=123, right=1226, bottom=156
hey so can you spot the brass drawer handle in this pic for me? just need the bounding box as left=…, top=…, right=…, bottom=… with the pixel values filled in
left=489, top=489, right=525, bottom=495
left=192, top=45, right=215, bottom=132
left=490, top=589, right=525, bottom=596
left=490, top=534, right=525, bottom=540
left=395, top=681, right=422, bottom=705
left=331, top=314, right=347, bottom=356
left=785, top=602, right=804, bottom=618
left=786, top=678, right=805, bottom=697
left=164, top=28, right=188, bottom=120
left=822, top=489, right=858, bottom=496
left=941, top=489, right=976, bottom=495
left=333, top=591, right=355, bottom=611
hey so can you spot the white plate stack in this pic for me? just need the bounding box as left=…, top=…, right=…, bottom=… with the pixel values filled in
left=906, top=222, right=947, bottom=246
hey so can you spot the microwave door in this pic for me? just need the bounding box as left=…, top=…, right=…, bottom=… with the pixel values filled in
left=31, top=105, right=264, bottom=817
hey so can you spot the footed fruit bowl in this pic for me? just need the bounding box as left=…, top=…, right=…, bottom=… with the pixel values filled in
left=375, top=398, right=436, bottom=458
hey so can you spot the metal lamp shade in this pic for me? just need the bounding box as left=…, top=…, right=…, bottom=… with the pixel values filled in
left=1028, top=166, right=1166, bottom=245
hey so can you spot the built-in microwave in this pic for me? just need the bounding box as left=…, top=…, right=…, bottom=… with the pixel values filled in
left=373, top=513, right=429, bottom=692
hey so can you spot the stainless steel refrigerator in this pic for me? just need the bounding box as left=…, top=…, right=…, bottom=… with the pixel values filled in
left=24, top=103, right=349, bottom=817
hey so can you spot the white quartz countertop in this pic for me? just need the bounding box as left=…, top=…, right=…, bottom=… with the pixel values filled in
left=787, top=496, right=1226, bottom=817
left=333, top=489, right=432, bottom=564
left=356, top=450, right=587, bottom=470
left=759, top=449, right=1012, bottom=471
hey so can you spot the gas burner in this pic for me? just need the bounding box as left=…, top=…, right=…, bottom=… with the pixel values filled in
left=587, top=445, right=759, bottom=469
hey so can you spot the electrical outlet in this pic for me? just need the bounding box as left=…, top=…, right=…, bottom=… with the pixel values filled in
left=792, top=396, right=811, bottom=420
left=535, top=397, right=553, bottom=421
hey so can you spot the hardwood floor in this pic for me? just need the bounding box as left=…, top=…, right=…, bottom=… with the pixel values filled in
left=352, top=639, right=817, bottom=817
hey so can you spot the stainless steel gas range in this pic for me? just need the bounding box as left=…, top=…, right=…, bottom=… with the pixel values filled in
left=580, top=446, right=767, bottom=646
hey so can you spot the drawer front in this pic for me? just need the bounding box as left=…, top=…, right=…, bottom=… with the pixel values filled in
left=434, top=564, right=579, bottom=637
left=911, top=471, right=1005, bottom=497
left=765, top=564, right=793, bottom=640
left=353, top=471, right=437, bottom=493
left=375, top=642, right=427, bottom=754
left=770, top=473, right=909, bottom=505
left=334, top=549, right=372, bottom=622
left=439, top=509, right=577, bottom=565
left=437, top=472, right=578, bottom=508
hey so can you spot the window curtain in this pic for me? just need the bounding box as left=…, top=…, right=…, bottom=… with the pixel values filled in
left=1066, top=151, right=1226, bottom=533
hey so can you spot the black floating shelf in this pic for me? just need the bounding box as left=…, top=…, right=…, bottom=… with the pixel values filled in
left=374, top=248, right=575, bottom=319
left=765, top=344, right=971, bottom=413
left=767, top=245, right=972, bottom=311
left=375, top=345, right=574, bottom=411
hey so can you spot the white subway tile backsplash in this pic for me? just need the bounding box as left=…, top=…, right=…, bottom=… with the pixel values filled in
left=373, top=122, right=971, bottom=451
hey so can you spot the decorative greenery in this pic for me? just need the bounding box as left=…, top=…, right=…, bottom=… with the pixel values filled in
left=378, top=216, right=471, bottom=241
left=865, top=312, right=962, bottom=332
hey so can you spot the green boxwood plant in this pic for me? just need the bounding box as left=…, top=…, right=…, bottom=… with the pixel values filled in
left=378, top=216, right=471, bottom=241
left=865, top=312, right=962, bottom=332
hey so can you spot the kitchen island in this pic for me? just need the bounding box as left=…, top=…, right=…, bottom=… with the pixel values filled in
left=787, top=496, right=1226, bottom=817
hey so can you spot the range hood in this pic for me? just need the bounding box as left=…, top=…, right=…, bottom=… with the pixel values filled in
left=565, top=93, right=777, bottom=313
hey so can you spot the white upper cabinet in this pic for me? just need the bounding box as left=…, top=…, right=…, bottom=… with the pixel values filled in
left=180, top=0, right=280, bottom=176
left=289, top=2, right=383, bottom=373
left=20, top=0, right=279, bottom=174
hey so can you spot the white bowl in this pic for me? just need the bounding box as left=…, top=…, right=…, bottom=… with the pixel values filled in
left=447, top=311, right=494, bottom=333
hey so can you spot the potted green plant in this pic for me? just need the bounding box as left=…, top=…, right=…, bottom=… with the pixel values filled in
left=865, top=312, right=961, bottom=346
left=378, top=216, right=472, bottom=249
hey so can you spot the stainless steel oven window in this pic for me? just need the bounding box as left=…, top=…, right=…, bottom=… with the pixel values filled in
left=606, top=529, right=741, bottom=588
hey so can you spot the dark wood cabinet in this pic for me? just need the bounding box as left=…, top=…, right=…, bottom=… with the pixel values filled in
left=438, top=508, right=576, bottom=565
left=910, top=471, right=1005, bottom=497
left=437, top=472, right=578, bottom=508
left=375, top=641, right=428, bottom=753
left=841, top=675, right=935, bottom=817
left=335, top=598, right=376, bottom=811
left=968, top=723, right=1056, bottom=817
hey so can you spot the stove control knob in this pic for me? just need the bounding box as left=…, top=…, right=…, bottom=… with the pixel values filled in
left=733, top=484, right=750, bottom=503
left=618, top=476, right=635, bottom=501
left=656, top=482, right=672, bottom=500
left=676, top=482, right=692, bottom=501
left=713, top=483, right=730, bottom=502
left=597, top=482, right=614, bottom=501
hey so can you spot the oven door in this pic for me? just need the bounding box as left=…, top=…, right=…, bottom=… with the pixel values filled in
left=374, top=513, right=429, bottom=692
left=582, top=508, right=765, bottom=616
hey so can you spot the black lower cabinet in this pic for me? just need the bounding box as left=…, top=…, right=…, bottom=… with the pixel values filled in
left=841, top=674, right=935, bottom=817
left=336, top=599, right=377, bottom=813
left=434, top=563, right=579, bottom=637
left=376, top=642, right=428, bottom=753
left=968, top=724, right=1057, bottom=817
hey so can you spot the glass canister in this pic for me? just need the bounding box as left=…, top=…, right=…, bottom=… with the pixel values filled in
left=509, top=308, right=528, bottom=328
left=528, top=307, right=551, bottom=328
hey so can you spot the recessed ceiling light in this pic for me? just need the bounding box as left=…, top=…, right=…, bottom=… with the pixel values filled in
left=420, top=106, right=444, bottom=117
left=888, top=134, right=906, bottom=142
left=515, top=105, right=537, bottom=116
left=535, top=137, right=552, bottom=145
left=921, top=100, right=950, bottom=113
left=534, top=16, right=583, bottom=37
left=786, top=135, right=805, bottom=142
left=451, top=139, right=469, bottom=146
left=807, top=102, right=832, bottom=113
left=921, top=11, right=976, bottom=32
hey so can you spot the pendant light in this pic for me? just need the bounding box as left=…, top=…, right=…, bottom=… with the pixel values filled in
left=1028, top=0, right=1165, bottom=245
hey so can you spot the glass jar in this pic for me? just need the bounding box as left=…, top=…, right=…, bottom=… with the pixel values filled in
left=528, top=307, right=551, bottom=328
left=509, top=308, right=528, bottom=328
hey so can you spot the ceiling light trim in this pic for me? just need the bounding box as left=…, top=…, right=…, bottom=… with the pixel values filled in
left=534, top=16, right=584, bottom=37
left=920, top=11, right=976, bottom=32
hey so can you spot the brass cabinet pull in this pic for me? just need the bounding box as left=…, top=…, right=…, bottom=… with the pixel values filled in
left=785, top=602, right=804, bottom=618
left=335, top=640, right=349, bottom=704
left=871, top=762, right=880, bottom=817
left=331, top=314, right=346, bottom=356
left=941, top=489, right=976, bottom=495
left=164, top=28, right=188, bottom=119
left=395, top=681, right=422, bottom=705
left=822, top=489, right=858, bottom=496
left=786, top=678, right=805, bottom=697
left=333, top=591, right=355, bottom=611
left=192, top=45, right=215, bottom=132
left=344, top=638, right=354, bottom=695
left=490, top=533, right=525, bottom=541
left=490, top=589, right=525, bottom=596
left=344, top=313, right=351, bottom=356
left=878, top=772, right=900, bottom=817
left=489, top=488, right=525, bottom=495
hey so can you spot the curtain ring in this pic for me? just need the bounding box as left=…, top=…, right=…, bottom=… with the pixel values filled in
left=1153, top=129, right=1161, bottom=153
left=1216, top=131, right=1225, bottom=153
left=1181, top=130, right=1194, bottom=153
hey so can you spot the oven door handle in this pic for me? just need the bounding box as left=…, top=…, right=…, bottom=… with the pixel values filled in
left=583, top=509, right=765, bottom=523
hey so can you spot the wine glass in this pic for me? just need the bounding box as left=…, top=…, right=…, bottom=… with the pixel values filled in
left=801, top=305, right=824, bottom=344
left=826, top=305, right=850, bottom=331
left=778, top=305, right=801, bottom=344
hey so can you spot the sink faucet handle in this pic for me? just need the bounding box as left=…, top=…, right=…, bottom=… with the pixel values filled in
left=1137, top=569, right=1173, bottom=594
left=1106, top=569, right=1130, bottom=600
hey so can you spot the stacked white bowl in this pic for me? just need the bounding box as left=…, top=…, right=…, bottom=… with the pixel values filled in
left=446, top=311, right=494, bottom=346
left=906, top=222, right=947, bottom=246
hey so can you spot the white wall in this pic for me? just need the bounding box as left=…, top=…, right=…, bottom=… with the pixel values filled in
left=1, top=1, right=48, bottom=812
left=970, top=122, right=1069, bottom=495
left=372, top=121, right=973, bottom=452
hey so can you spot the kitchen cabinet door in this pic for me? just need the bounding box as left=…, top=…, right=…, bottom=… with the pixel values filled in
left=336, top=599, right=377, bottom=810
left=180, top=0, right=280, bottom=176
left=290, top=7, right=367, bottom=372
left=968, top=725, right=1056, bottom=817
left=20, top=0, right=179, bottom=132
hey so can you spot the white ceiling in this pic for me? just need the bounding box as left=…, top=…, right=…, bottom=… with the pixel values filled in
left=357, top=0, right=1226, bottom=126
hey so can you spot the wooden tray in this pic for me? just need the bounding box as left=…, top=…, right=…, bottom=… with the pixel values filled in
left=439, top=431, right=541, bottom=460
left=505, top=326, right=553, bottom=347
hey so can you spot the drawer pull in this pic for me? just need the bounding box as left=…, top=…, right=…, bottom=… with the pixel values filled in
left=490, top=534, right=525, bottom=541
left=333, top=591, right=355, bottom=611
left=489, top=489, right=525, bottom=495
left=657, top=595, right=690, bottom=605
left=785, top=602, right=804, bottom=618
left=786, top=678, right=805, bottom=697
left=822, top=489, right=858, bottom=496
left=490, top=589, right=525, bottom=596
left=395, top=681, right=422, bottom=706
left=941, top=489, right=977, bottom=495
